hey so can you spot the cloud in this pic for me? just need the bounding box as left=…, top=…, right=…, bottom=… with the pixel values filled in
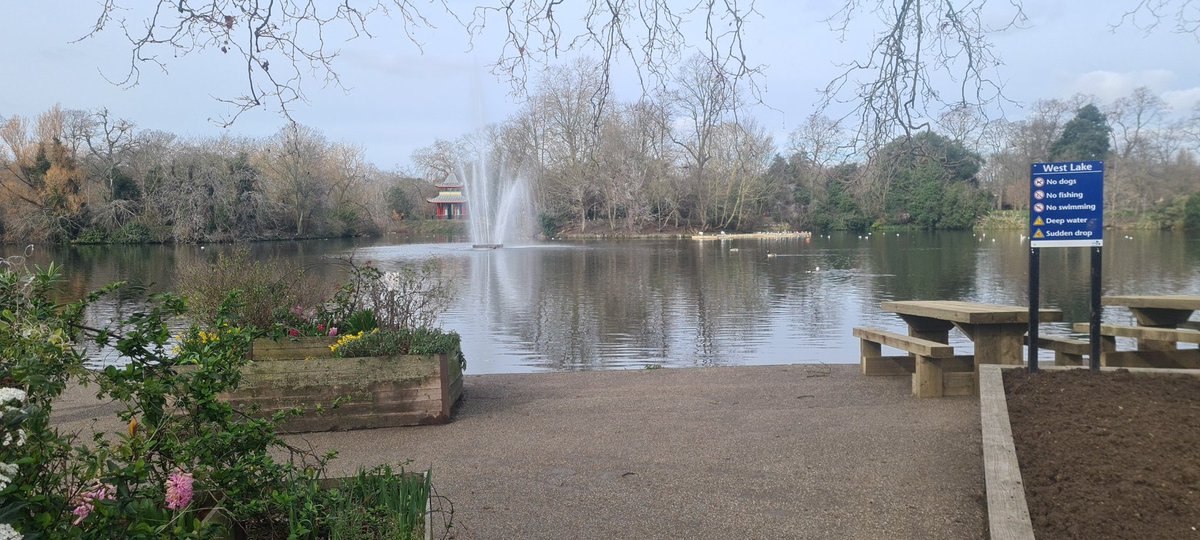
left=1067, top=70, right=1176, bottom=103
left=1062, top=69, right=1200, bottom=113
left=1162, top=87, right=1200, bottom=112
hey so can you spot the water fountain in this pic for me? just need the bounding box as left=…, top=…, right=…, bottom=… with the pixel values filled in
left=460, top=148, right=534, bottom=249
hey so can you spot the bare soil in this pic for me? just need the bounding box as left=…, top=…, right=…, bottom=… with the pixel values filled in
left=1004, top=369, right=1200, bottom=539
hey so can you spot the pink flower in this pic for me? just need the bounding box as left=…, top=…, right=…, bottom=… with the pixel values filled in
left=165, top=470, right=194, bottom=510
left=72, top=481, right=115, bottom=525
left=288, top=328, right=300, bottom=337
left=290, top=305, right=305, bottom=317
left=317, top=323, right=325, bottom=332
left=328, top=326, right=338, bottom=337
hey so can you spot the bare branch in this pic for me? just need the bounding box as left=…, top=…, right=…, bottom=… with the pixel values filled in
left=818, top=0, right=1026, bottom=158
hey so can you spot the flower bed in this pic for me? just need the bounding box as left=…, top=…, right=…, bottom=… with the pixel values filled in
left=1001, top=368, right=1200, bottom=539
left=3, top=259, right=454, bottom=537
left=202, top=467, right=434, bottom=540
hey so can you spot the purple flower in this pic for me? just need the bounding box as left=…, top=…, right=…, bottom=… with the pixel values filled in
left=72, top=481, right=115, bottom=526
left=165, top=470, right=194, bottom=510
left=328, top=326, right=338, bottom=337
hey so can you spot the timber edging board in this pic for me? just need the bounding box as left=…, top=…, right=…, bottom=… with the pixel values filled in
left=981, top=364, right=1200, bottom=540
left=979, top=364, right=1035, bottom=540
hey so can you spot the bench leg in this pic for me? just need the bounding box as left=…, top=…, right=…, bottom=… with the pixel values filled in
left=912, top=355, right=943, bottom=398
left=860, top=339, right=882, bottom=375
left=1054, top=352, right=1084, bottom=366
left=1098, top=336, right=1117, bottom=367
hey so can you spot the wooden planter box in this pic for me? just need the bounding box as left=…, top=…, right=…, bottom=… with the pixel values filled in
left=217, top=338, right=464, bottom=433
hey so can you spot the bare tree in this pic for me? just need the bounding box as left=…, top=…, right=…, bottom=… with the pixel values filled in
left=1115, top=1, right=1200, bottom=37
left=261, top=124, right=331, bottom=236
left=83, top=1, right=762, bottom=127
left=536, top=58, right=606, bottom=231
left=819, top=0, right=1026, bottom=156
left=788, top=113, right=847, bottom=197
left=669, top=54, right=735, bottom=229
left=412, top=139, right=470, bottom=182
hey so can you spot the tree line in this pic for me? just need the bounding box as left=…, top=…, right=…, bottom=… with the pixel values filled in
left=6, top=78, right=1200, bottom=244
left=0, top=107, right=431, bottom=243
left=415, top=58, right=1200, bottom=235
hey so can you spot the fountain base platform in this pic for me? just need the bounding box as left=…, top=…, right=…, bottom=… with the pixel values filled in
left=472, top=244, right=503, bottom=250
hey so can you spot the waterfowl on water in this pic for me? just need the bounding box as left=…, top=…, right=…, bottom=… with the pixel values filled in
left=766, top=250, right=777, bottom=258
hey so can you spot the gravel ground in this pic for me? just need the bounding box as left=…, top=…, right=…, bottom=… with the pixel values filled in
left=292, top=365, right=986, bottom=539
left=51, top=364, right=986, bottom=539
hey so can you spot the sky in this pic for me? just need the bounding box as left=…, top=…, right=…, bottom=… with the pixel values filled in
left=3, top=1, right=1200, bottom=171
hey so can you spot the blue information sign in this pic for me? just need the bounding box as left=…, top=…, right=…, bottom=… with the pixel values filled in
left=1029, top=161, right=1104, bottom=247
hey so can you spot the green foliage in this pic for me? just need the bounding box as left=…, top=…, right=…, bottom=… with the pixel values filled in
left=279, top=465, right=430, bottom=540
left=386, top=185, right=415, bottom=220
left=110, top=167, right=141, bottom=201
left=0, top=261, right=440, bottom=538
left=1051, top=104, right=1112, bottom=161
left=342, top=309, right=378, bottom=335
left=328, top=261, right=451, bottom=333
left=810, top=164, right=871, bottom=233
left=1184, top=193, right=1200, bottom=231
left=331, top=327, right=465, bottom=369
left=331, top=206, right=371, bottom=237
left=879, top=132, right=988, bottom=230
left=111, top=222, right=157, bottom=244
left=73, top=227, right=110, bottom=244
left=538, top=212, right=566, bottom=238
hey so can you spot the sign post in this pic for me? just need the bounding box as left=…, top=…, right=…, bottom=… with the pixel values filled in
left=1028, top=161, right=1104, bottom=372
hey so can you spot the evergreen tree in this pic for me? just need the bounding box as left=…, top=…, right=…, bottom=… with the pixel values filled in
left=1184, top=192, right=1200, bottom=231
left=1050, top=104, right=1111, bottom=161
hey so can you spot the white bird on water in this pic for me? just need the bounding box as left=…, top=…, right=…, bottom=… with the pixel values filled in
left=766, top=250, right=777, bottom=258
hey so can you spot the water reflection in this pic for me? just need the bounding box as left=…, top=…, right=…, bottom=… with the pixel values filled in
left=5, top=231, right=1198, bottom=374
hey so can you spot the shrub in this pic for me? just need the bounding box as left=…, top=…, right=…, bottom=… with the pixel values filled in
left=111, top=222, right=156, bottom=244
left=0, top=261, right=442, bottom=538
left=178, top=249, right=328, bottom=330
left=329, top=260, right=450, bottom=333
left=73, top=227, right=109, bottom=244
left=1184, top=192, right=1200, bottom=231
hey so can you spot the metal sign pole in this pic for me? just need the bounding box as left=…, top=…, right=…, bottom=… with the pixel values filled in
left=1090, top=247, right=1102, bottom=372
left=1030, top=160, right=1104, bottom=373
left=1028, top=246, right=1041, bottom=372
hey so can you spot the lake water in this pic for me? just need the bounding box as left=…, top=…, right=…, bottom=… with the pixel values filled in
left=5, top=231, right=1199, bottom=373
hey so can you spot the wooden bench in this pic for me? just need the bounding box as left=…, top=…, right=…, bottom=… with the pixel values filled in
left=1071, top=322, right=1200, bottom=343
left=853, top=327, right=974, bottom=398
left=1066, top=323, right=1200, bottom=368
left=1024, top=335, right=1096, bottom=366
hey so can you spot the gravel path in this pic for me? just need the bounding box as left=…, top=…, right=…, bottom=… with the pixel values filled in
left=289, top=364, right=986, bottom=539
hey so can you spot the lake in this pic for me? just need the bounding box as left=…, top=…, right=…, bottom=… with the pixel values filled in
left=4, top=231, right=1198, bottom=373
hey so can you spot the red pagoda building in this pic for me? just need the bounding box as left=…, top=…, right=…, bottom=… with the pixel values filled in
left=427, top=176, right=467, bottom=219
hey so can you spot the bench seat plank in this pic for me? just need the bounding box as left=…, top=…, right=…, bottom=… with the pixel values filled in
left=1070, top=323, right=1200, bottom=343
left=852, top=327, right=955, bottom=357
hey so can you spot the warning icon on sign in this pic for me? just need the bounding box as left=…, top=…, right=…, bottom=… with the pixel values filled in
left=1033, top=217, right=1044, bottom=226
left=1033, top=229, right=1045, bottom=239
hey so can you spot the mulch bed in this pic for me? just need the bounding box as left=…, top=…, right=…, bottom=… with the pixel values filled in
left=1004, top=369, right=1200, bottom=539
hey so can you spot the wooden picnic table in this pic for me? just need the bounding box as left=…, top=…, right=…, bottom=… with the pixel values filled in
left=1102, top=295, right=1200, bottom=327
left=880, top=301, right=1064, bottom=366
left=1100, top=294, right=1200, bottom=357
